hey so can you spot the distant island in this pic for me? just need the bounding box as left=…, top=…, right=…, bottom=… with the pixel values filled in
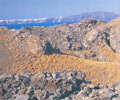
left=0, top=12, right=119, bottom=26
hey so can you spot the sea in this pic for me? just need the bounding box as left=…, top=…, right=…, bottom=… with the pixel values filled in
left=0, top=22, right=75, bottom=29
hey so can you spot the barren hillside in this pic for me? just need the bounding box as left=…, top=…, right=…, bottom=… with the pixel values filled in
left=0, top=18, right=120, bottom=85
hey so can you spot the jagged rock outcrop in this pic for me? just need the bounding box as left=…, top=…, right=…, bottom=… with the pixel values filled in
left=0, top=71, right=120, bottom=100
left=109, top=18, right=120, bottom=54
left=13, top=18, right=119, bottom=61
left=24, top=34, right=53, bottom=54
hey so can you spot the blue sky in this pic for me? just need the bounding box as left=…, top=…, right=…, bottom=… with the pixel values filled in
left=0, top=0, right=120, bottom=20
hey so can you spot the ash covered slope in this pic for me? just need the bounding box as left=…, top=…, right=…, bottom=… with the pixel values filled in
left=0, top=12, right=119, bottom=25
left=0, top=18, right=120, bottom=85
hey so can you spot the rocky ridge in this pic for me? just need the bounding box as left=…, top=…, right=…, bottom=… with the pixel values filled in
left=14, top=18, right=120, bottom=61
left=0, top=71, right=120, bottom=100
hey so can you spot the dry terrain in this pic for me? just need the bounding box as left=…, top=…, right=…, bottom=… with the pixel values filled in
left=0, top=18, right=120, bottom=85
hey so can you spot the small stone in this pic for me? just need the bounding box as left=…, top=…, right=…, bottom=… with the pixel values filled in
left=0, top=74, right=12, bottom=82
left=88, top=84, right=95, bottom=89
left=20, top=71, right=31, bottom=78
left=4, top=91, right=12, bottom=99
left=13, top=95, right=29, bottom=100
left=76, top=90, right=87, bottom=100
left=101, top=97, right=111, bottom=100
left=52, top=73, right=59, bottom=78
left=18, top=89, right=26, bottom=95
left=65, top=97, right=72, bottom=100
left=15, top=74, right=20, bottom=81
left=34, top=89, right=48, bottom=100
left=26, top=87, right=34, bottom=94
left=49, top=95, right=60, bottom=100
left=11, top=82, right=21, bottom=88
left=84, top=87, right=92, bottom=95
left=66, top=84, right=73, bottom=92
left=23, top=78, right=30, bottom=86
left=80, top=82, right=86, bottom=89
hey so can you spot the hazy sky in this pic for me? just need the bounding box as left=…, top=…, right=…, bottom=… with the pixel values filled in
left=0, top=0, right=120, bottom=20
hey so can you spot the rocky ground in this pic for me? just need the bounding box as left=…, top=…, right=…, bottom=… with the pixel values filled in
left=0, top=71, right=120, bottom=100
left=0, top=18, right=120, bottom=99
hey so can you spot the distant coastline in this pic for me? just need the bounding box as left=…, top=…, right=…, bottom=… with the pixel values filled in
left=0, top=22, right=75, bottom=29
left=0, top=12, right=119, bottom=28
